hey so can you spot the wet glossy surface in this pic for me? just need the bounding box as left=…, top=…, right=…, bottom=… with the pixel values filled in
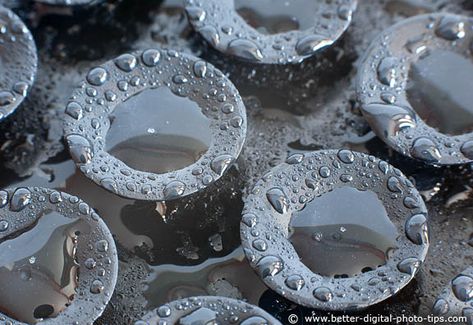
left=289, top=186, right=398, bottom=277
left=0, top=0, right=472, bottom=323
left=106, top=87, right=212, bottom=174
left=0, top=211, right=84, bottom=324
left=407, top=50, right=473, bottom=136
left=234, top=0, right=317, bottom=34
left=143, top=247, right=268, bottom=309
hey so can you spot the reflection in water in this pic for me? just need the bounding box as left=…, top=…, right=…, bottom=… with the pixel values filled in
left=407, top=50, right=473, bottom=136
left=289, top=187, right=398, bottom=277
left=0, top=211, right=86, bottom=324
left=106, top=87, right=212, bottom=174
left=5, top=156, right=243, bottom=267
left=143, top=247, right=268, bottom=309
left=234, top=0, right=318, bottom=34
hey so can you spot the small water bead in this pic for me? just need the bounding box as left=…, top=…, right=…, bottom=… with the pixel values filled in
left=105, top=87, right=212, bottom=174
left=289, top=186, right=398, bottom=278
left=0, top=211, right=83, bottom=323
left=0, top=220, right=8, bottom=232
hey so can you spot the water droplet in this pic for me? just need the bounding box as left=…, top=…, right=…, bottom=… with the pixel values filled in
left=405, top=214, right=428, bottom=245
left=10, top=188, right=31, bottom=212
left=142, top=49, right=161, bottom=67
left=0, top=191, right=8, bottom=208
left=227, top=39, right=263, bottom=62
left=252, top=239, right=267, bottom=251
left=410, top=137, right=441, bottom=163
left=435, top=16, right=465, bottom=40
left=164, top=181, right=186, bottom=200
left=256, top=255, right=283, bottom=277
left=266, top=187, right=289, bottom=214
left=452, top=275, right=473, bottom=302
left=286, top=154, right=304, bottom=164
left=114, top=54, right=137, bottom=72
left=193, top=61, right=207, bottom=78
left=285, top=274, right=305, bottom=291
left=211, top=155, right=234, bottom=176
left=377, top=57, right=400, bottom=87
left=313, top=287, right=333, bottom=302
left=66, top=135, right=93, bottom=165
left=432, top=298, right=449, bottom=316
left=337, top=150, right=355, bottom=164
left=397, top=257, right=421, bottom=275
left=65, top=102, right=83, bottom=120
left=296, top=35, right=331, bottom=55
left=0, top=91, right=15, bottom=107
left=87, top=67, right=108, bottom=86
left=362, top=103, right=416, bottom=146
left=90, top=279, right=104, bottom=294
left=157, top=305, right=171, bottom=317
left=0, top=220, right=9, bottom=232
left=186, top=6, right=206, bottom=22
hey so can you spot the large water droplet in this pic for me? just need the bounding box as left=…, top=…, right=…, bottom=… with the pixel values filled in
left=86, top=67, right=108, bottom=86
left=452, top=275, right=473, bottom=302
left=435, top=16, right=466, bottom=40
left=378, top=57, right=401, bottom=87
left=66, top=135, right=94, bottom=165
left=256, top=255, right=283, bottom=278
left=227, top=39, right=264, bottom=62
left=10, top=188, right=32, bottom=212
left=266, top=187, right=289, bottom=214
left=410, top=137, right=441, bottom=163
left=405, top=214, right=428, bottom=245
